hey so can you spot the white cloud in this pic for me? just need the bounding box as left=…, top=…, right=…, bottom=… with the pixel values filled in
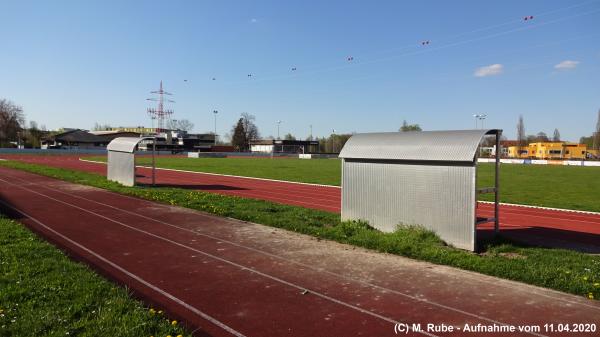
left=554, top=60, right=579, bottom=70
left=474, top=64, right=503, bottom=77
left=250, top=18, right=258, bottom=23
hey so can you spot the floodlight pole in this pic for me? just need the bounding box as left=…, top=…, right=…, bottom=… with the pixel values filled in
left=213, top=110, right=218, bottom=145
left=277, top=120, right=282, bottom=140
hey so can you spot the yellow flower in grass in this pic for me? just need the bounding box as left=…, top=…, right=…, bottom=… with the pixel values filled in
left=177, top=335, right=183, bottom=337
left=171, top=320, right=178, bottom=326
left=583, top=276, right=589, bottom=281
left=149, top=308, right=156, bottom=315
left=588, top=293, right=594, bottom=300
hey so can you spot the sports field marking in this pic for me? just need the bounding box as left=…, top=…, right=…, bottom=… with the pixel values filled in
left=2, top=171, right=584, bottom=330
left=0, top=176, right=439, bottom=337
left=79, top=158, right=342, bottom=189
left=80, top=158, right=600, bottom=215
left=3, top=173, right=525, bottom=328
left=5, top=169, right=598, bottom=312
left=0, top=198, right=247, bottom=337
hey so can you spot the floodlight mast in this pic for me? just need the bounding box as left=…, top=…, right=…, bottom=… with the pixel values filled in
left=147, top=81, right=174, bottom=133
left=213, top=110, right=218, bottom=145
left=473, top=114, right=487, bottom=129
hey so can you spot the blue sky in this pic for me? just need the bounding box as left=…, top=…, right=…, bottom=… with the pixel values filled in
left=1, top=0, right=599, bottom=141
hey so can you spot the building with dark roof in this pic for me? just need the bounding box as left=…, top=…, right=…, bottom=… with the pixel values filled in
left=41, top=129, right=109, bottom=149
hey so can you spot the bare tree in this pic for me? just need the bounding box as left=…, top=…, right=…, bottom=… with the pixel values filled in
left=516, top=115, right=526, bottom=147
left=594, top=109, right=600, bottom=151
left=0, top=99, right=25, bottom=147
left=166, top=119, right=194, bottom=132
left=241, top=112, right=259, bottom=141
left=92, top=122, right=113, bottom=131
left=284, top=133, right=296, bottom=140
left=552, top=128, right=560, bottom=142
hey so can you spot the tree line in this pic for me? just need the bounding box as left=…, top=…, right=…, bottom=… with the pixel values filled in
left=517, top=111, right=600, bottom=150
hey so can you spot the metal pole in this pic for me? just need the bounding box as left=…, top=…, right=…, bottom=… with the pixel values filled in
left=310, top=124, right=313, bottom=140
left=152, top=137, right=156, bottom=186
left=277, top=120, right=281, bottom=140
left=213, top=110, right=218, bottom=145
left=494, top=131, right=501, bottom=234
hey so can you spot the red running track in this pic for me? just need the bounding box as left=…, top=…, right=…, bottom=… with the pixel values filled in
left=3, top=154, right=600, bottom=252
left=1, top=166, right=599, bottom=337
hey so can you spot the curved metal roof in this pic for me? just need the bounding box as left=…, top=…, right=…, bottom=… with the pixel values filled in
left=107, top=137, right=153, bottom=153
left=339, top=129, right=500, bottom=162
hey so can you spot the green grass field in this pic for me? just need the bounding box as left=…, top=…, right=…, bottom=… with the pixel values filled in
left=88, top=156, right=600, bottom=212
left=0, top=215, right=190, bottom=337
left=1, top=160, right=599, bottom=301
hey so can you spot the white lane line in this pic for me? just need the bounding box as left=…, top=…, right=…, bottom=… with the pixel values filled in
left=79, top=158, right=342, bottom=189
left=0, top=199, right=246, bottom=337
left=5, top=167, right=598, bottom=313
left=80, top=158, right=600, bottom=215
left=479, top=201, right=600, bottom=216
left=0, top=177, right=438, bottom=337
left=15, top=176, right=529, bottom=328
left=0, top=172, right=564, bottom=333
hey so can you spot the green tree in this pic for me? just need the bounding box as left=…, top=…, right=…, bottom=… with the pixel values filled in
left=230, top=113, right=260, bottom=151
left=231, top=118, right=246, bottom=151
left=283, top=133, right=296, bottom=140
left=580, top=136, right=593, bottom=148
left=399, top=120, right=422, bottom=132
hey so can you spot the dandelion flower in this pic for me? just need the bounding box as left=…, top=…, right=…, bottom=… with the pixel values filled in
left=594, top=283, right=600, bottom=288
left=171, top=320, right=178, bottom=326
left=588, top=293, right=594, bottom=300
left=583, top=276, right=589, bottom=281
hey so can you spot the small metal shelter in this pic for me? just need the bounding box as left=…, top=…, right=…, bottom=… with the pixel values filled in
left=338, top=129, right=501, bottom=251
left=107, top=137, right=155, bottom=187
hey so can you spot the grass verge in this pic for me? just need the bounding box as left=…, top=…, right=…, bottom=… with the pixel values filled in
left=1, top=160, right=599, bottom=301
left=0, top=215, right=190, bottom=337
left=86, top=156, right=600, bottom=213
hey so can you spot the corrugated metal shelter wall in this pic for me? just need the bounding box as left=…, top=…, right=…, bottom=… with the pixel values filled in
left=107, top=151, right=135, bottom=187
left=341, top=160, right=476, bottom=250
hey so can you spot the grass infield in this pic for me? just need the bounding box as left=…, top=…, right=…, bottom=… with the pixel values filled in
left=87, top=156, right=600, bottom=213
left=0, top=215, right=191, bottom=337
left=1, top=160, right=598, bottom=302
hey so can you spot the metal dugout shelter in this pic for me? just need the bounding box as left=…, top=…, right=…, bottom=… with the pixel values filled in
left=338, top=129, right=501, bottom=251
left=107, top=137, right=156, bottom=187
